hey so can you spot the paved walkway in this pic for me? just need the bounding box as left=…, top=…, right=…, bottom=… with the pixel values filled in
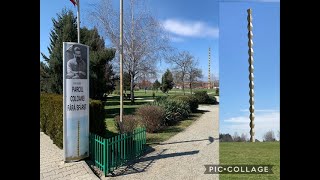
left=101, top=104, right=219, bottom=180
left=40, top=132, right=99, bottom=180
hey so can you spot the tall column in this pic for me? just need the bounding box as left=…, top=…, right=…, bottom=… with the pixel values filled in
left=248, top=8, right=255, bottom=142
left=208, top=47, right=211, bottom=89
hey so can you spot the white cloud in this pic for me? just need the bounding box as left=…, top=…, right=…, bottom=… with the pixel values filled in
left=221, top=111, right=280, bottom=141
left=162, top=19, right=219, bottom=38
left=170, top=36, right=185, bottom=42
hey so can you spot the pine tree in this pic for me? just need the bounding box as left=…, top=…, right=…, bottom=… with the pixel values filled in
left=41, top=10, right=117, bottom=100
left=161, top=69, right=174, bottom=93
left=153, top=79, right=161, bottom=92
left=41, top=9, right=77, bottom=94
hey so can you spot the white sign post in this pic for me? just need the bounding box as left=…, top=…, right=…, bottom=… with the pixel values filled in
left=63, top=42, right=89, bottom=162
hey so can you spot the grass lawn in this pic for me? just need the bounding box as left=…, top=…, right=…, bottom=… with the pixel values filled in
left=103, top=90, right=209, bottom=142
left=219, top=142, right=280, bottom=180
left=128, top=88, right=217, bottom=98
left=145, top=111, right=204, bottom=146
left=105, top=110, right=205, bottom=146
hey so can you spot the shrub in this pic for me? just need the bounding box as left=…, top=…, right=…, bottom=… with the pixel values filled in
left=153, top=99, right=191, bottom=125
left=113, top=90, right=120, bottom=95
left=89, top=100, right=107, bottom=137
left=207, top=96, right=217, bottom=104
left=136, top=105, right=166, bottom=133
left=114, top=115, right=139, bottom=133
left=173, top=95, right=199, bottom=113
left=215, top=87, right=219, bottom=96
left=194, top=91, right=210, bottom=104
left=194, top=91, right=217, bottom=104
left=40, top=94, right=107, bottom=149
left=40, top=93, right=63, bottom=148
left=154, top=96, right=168, bottom=103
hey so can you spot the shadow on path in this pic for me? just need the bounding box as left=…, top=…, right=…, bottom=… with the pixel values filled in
left=150, top=136, right=219, bottom=146
left=109, top=148, right=199, bottom=177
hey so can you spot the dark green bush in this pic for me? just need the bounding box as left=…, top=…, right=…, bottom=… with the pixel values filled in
left=40, top=94, right=107, bottom=149
left=113, top=90, right=120, bottom=95
left=89, top=100, right=107, bottom=137
left=194, top=91, right=217, bottom=104
left=154, top=96, right=168, bottom=102
left=114, top=115, right=139, bottom=133
left=207, top=96, right=217, bottom=104
left=153, top=99, right=191, bottom=125
left=215, top=87, right=219, bottom=96
left=40, top=93, right=63, bottom=148
left=173, top=95, right=199, bottom=113
left=136, top=105, right=166, bottom=133
left=194, top=91, right=210, bottom=104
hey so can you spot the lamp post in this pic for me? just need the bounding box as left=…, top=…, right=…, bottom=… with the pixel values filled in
left=120, top=0, right=124, bottom=123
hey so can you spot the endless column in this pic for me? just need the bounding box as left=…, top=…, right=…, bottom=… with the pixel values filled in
left=247, top=8, right=255, bottom=142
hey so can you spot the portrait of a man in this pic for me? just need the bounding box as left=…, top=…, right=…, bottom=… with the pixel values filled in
left=66, top=46, right=87, bottom=79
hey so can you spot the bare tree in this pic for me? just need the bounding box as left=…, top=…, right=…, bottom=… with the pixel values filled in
left=167, top=51, right=194, bottom=95
left=90, top=0, right=170, bottom=103
left=240, top=133, right=248, bottom=142
left=233, top=132, right=241, bottom=142
left=172, top=70, right=181, bottom=89
left=263, top=130, right=276, bottom=142
left=211, top=73, right=219, bottom=88
left=277, top=130, right=280, bottom=141
left=187, top=59, right=203, bottom=94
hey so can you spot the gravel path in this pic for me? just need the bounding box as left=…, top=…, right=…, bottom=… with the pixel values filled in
left=102, top=104, right=219, bottom=180
left=40, top=132, right=99, bottom=180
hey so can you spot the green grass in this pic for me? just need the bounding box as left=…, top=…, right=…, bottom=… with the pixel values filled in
left=220, top=142, right=280, bottom=180
left=105, top=112, right=203, bottom=145
left=118, top=88, right=217, bottom=98
left=103, top=92, right=207, bottom=144
left=146, top=111, right=204, bottom=146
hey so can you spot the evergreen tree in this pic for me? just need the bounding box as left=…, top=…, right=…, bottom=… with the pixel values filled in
left=161, top=69, right=174, bottom=93
left=81, top=27, right=116, bottom=99
left=41, top=10, right=117, bottom=100
left=41, top=9, right=77, bottom=94
left=153, top=79, right=161, bottom=92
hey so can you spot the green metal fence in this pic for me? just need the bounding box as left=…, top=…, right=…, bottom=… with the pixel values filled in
left=89, top=127, right=147, bottom=176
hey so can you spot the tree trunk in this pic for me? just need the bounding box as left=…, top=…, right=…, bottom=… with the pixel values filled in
left=182, top=84, right=185, bottom=95
left=130, top=74, right=135, bottom=104
left=190, top=82, right=192, bottom=94
left=182, top=76, right=185, bottom=95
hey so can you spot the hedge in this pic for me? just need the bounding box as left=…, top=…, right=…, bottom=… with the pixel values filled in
left=194, top=91, right=217, bottom=104
left=40, top=93, right=107, bottom=149
left=40, top=93, right=63, bottom=148
left=172, top=95, right=199, bottom=113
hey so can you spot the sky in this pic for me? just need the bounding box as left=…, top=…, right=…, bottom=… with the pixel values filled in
left=219, top=1, right=280, bottom=141
left=40, top=0, right=219, bottom=81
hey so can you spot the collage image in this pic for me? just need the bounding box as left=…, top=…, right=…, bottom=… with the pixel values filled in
left=40, top=0, right=280, bottom=179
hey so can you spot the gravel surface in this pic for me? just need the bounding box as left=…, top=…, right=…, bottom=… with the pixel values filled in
left=101, top=104, right=219, bottom=180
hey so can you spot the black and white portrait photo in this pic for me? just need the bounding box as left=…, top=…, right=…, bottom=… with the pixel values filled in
left=65, top=45, right=88, bottom=79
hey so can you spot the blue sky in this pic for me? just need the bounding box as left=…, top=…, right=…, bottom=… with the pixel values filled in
left=219, top=1, right=280, bottom=141
left=40, top=0, right=219, bottom=81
